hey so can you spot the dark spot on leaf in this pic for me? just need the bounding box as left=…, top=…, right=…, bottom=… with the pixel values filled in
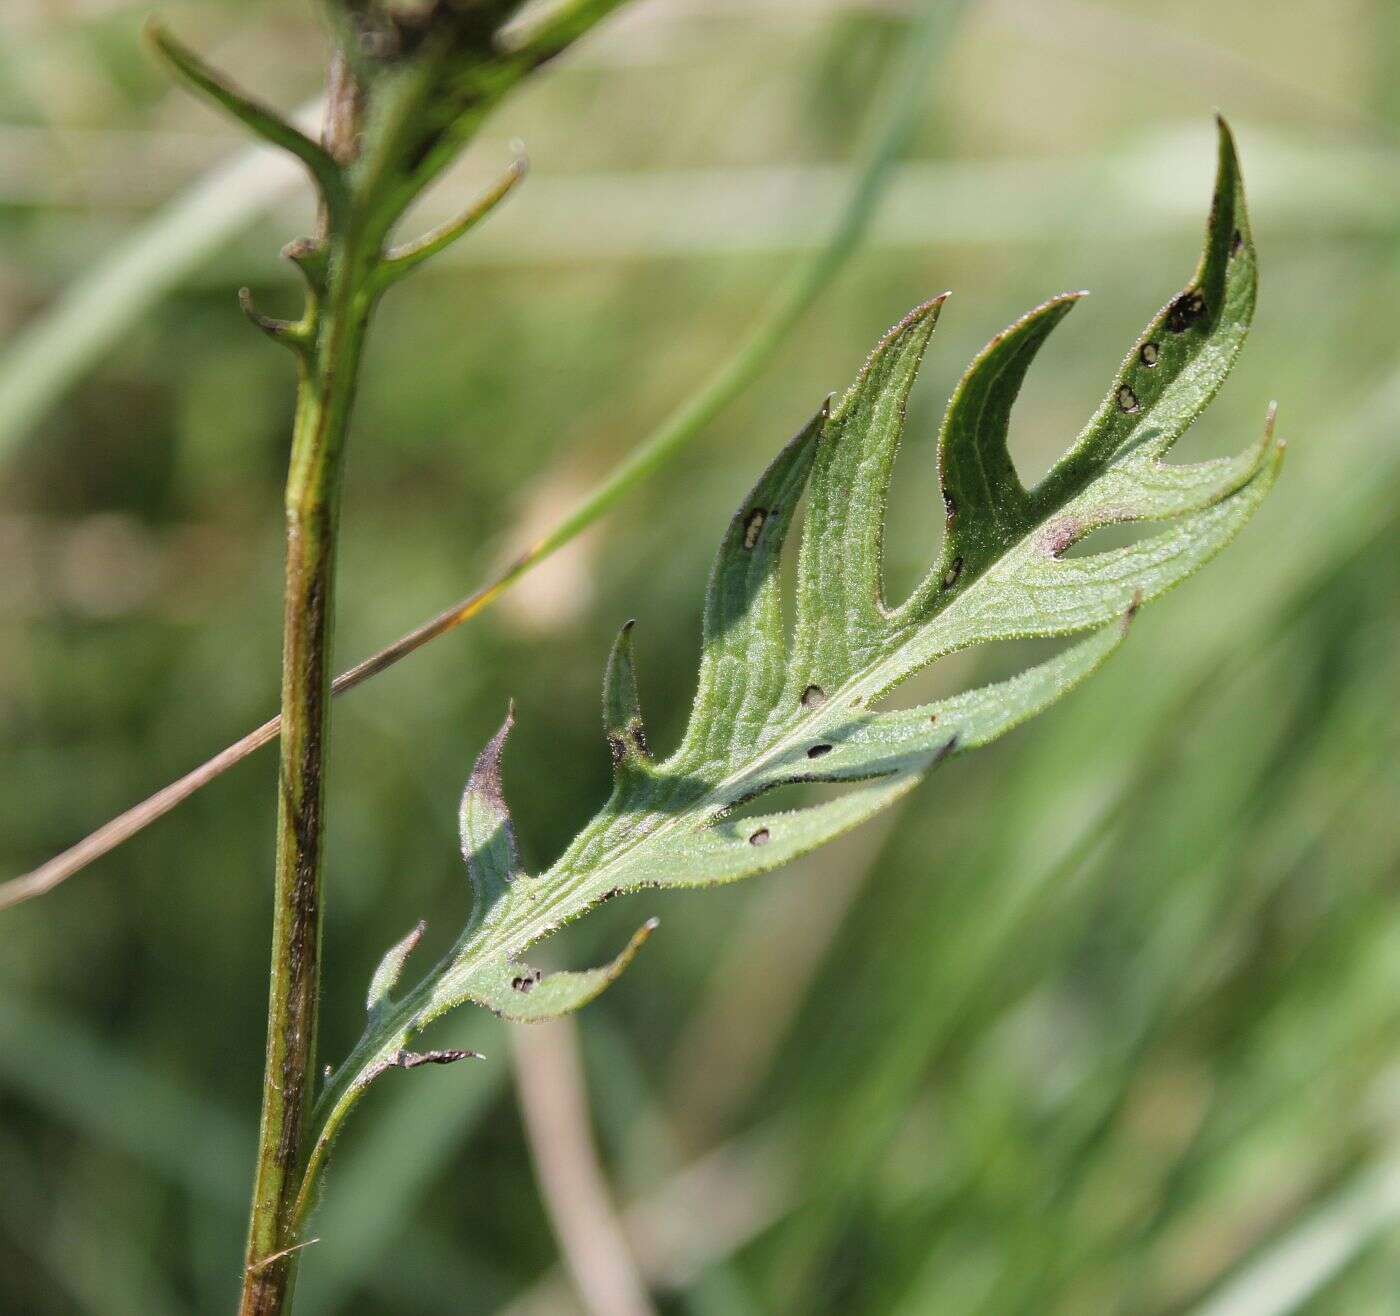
left=934, top=734, right=960, bottom=764
left=1117, top=385, right=1140, bottom=414
left=749, top=827, right=771, bottom=846
left=609, top=720, right=648, bottom=767
left=928, top=712, right=938, bottom=725
left=600, top=886, right=622, bottom=903
left=800, top=684, right=827, bottom=709
left=394, top=1048, right=475, bottom=1069
left=1140, top=342, right=1159, bottom=367
left=807, top=744, right=833, bottom=759
left=942, top=556, right=963, bottom=590
left=1045, top=521, right=1080, bottom=558
left=1231, top=228, right=1244, bottom=256
left=1167, top=291, right=1207, bottom=333
left=743, top=508, right=767, bottom=550
left=511, top=969, right=543, bottom=994
left=942, top=490, right=957, bottom=519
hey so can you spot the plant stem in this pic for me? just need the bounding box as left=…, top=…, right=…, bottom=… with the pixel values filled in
left=240, top=281, right=366, bottom=1314
left=0, top=0, right=972, bottom=915
left=240, top=65, right=369, bottom=1316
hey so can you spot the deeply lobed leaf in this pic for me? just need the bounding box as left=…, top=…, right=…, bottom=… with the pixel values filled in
left=297, top=119, right=1280, bottom=1217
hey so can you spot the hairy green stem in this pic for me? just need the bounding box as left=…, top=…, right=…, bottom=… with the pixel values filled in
left=241, top=282, right=362, bottom=1313
left=240, top=72, right=371, bottom=1316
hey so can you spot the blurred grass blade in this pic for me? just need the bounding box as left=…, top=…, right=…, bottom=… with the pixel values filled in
left=0, top=997, right=248, bottom=1210
left=510, top=1019, right=655, bottom=1316
left=0, top=99, right=323, bottom=463
left=0, top=0, right=969, bottom=912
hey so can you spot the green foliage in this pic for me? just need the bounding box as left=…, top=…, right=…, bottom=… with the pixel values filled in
left=10, top=4, right=1400, bottom=1308
left=296, top=118, right=1278, bottom=1223
left=139, top=7, right=645, bottom=1306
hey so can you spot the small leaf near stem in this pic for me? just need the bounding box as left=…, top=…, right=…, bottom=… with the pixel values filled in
left=366, top=920, right=426, bottom=1019
left=144, top=21, right=346, bottom=219
left=375, top=155, right=528, bottom=291
left=238, top=288, right=313, bottom=357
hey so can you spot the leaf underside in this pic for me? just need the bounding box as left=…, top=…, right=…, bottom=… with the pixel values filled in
left=304, top=118, right=1279, bottom=1200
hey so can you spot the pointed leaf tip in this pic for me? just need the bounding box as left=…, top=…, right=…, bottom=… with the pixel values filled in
left=792, top=294, right=950, bottom=676
left=937, top=291, right=1085, bottom=577
left=1211, top=115, right=1242, bottom=203
left=453, top=917, right=658, bottom=1023
left=604, top=620, right=650, bottom=772
left=377, top=155, right=531, bottom=287
left=834, top=291, right=948, bottom=424
left=460, top=707, right=524, bottom=912
left=367, top=920, right=427, bottom=1016
left=466, top=705, right=516, bottom=810
left=912, top=290, right=952, bottom=319
left=238, top=287, right=310, bottom=354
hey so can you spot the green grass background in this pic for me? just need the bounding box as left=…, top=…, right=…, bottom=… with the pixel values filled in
left=1, top=1, right=1398, bottom=1311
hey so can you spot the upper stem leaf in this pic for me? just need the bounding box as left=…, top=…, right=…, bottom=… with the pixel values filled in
left=300, top=118, right=1280, bottom=1225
